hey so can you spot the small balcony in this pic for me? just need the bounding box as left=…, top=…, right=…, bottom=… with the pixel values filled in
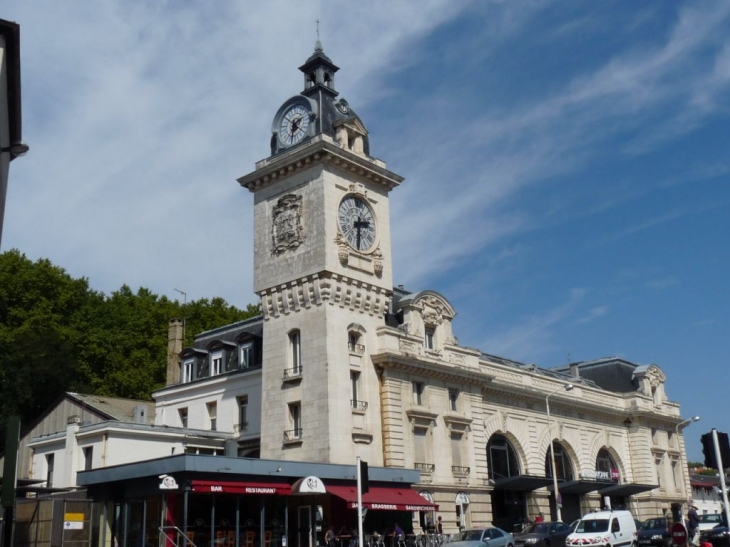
left=414, top=462, right=435, bottom=473
left=282, top=367, right=303, bottom=382
left=350, top=400, right=368, bottom=411
left=452, top=466, right=470, bottom=477
left=283, top=428, right=303, bottom=444
left=348, top=343, right=365, bottom=355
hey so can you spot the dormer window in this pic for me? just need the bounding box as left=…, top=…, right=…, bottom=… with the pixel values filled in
left=182, top=359, right=194, bottom=383
left=211, top=352, right=223, bottom=376
left=240, top=342, right=253, bottom=369
left=424, top=327, right=435, bottom=350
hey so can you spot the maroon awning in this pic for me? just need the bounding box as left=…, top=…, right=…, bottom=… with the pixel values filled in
left=190, top=480, right=290, bottom=495
left=326, top=485, right=438, bottom=511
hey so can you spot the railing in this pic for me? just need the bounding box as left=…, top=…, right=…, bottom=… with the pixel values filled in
left=283, top=428, right=303, bottom=442
left=283, top=366, right=303, bottom=380
left=348, top=343, right=365, bottom=355
left=414, top=462, right=435, bottom=473
left=159, top=526, right=196, bottom=547
left=452, top=466, right=470, bottom=476
left=350, top=400, right=368, bottom=410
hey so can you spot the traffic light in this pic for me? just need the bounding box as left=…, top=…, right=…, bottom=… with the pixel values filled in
left=702, top=432, right=718, bottom=469
left=701, top=430, right=730, bottom=470
left=360, top=460, right=369, bottom=493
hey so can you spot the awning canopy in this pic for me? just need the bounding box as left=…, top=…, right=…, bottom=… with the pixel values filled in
left=190, top=480, right=290, bottom=495
left=598, top=483, right=657, bottom=497
left=493, top=475, right=553, bottom=492
left=550, top=479, right=617, bottom=494
left=326, top=485, right=438, bottom=511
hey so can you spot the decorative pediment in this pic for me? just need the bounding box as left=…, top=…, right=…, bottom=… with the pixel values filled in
left=411, top=293, right=456, bottom=327
left=406, top=408, right=438, bottom=428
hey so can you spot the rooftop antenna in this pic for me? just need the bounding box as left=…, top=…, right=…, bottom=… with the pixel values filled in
left=315, top=19, right=322, bottom=51
left=174, top=288, right=187, bottom=342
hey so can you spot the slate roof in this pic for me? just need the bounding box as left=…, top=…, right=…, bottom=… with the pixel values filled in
left=68, top=392, right=155, bottom=424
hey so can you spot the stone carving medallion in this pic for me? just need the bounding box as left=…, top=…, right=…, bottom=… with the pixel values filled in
left=272, top=194, right=304, bottom=255
left=421, top=296, right=446, bottom=326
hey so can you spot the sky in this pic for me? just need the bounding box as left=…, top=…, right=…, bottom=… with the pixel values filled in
left=2, top=2, right=729, bottom=463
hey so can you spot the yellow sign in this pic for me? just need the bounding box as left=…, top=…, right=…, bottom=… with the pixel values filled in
left=64, top=513, right=85, bottom=522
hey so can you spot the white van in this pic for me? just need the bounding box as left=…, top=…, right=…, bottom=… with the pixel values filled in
left=566, top=510, right=637, bottom=547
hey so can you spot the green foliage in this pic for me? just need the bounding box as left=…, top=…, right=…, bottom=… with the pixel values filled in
left=0, top=249, right=258, bottom=449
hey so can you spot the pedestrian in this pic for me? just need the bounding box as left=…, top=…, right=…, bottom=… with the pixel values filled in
left=436, top=517, right=443, bottom=536
left=535, top=513, right=544, bottom=524
left=687, top=501, right=700, bottom=547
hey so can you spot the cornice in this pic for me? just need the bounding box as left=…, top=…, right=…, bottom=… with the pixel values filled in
left=238, top=136, right=404, bottom=193
left=372, top=350, right=494, bottom=387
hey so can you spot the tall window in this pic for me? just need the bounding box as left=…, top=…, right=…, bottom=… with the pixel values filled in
left=240, top=343, right=253, bottom=369
left=207, top=402, right=217, bottom=431
left=448, top=389, right=459, bottom=411
left=671, top=458, right=680, bottom=489
left=211, top=352, right=223, bottom=376
left=655, top=454, right=663, bottom=487
left=414, top=427, right=429, bottom=465
left=46, top=453, right=55, bottom=487
left=182, top=360, right=194, bottom=383
left=413, top=382, right=424, bottom=406
left=424, top=327, right=435, bottom=349
left=351, top=372, right=360, bottom=407
left=289, top=330, right=301, bottom=373
left=238, top=396, right=248, bottom=431
left=83, top=446, right=93, bottom=471
left=451, top=432, right=463, bottom=467
left=289, top=402, right=302, bottom=437
left=348, top=331, right=363, bottom=354
left=179, top=407, right=188, bottom=428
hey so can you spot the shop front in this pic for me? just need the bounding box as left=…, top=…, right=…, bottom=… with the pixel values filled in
left=77, top=454, right=434, bottom=547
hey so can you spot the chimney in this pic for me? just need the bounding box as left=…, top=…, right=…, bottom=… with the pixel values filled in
left=569, top=362, right=580, bottom=379
left=167, top=319, right=184, bottom=385
left=133, top=404, right=148, bottom=424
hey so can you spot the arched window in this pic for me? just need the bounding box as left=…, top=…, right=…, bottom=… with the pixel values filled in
left=545, top=441, right=574, bottom=480
left=487, top=434, right=520, bottom=480
left=596, top=448, right=618, bottom=475
left=289, top=329, right=301, bottom=374
left=348, top=331, right=364, bottom=354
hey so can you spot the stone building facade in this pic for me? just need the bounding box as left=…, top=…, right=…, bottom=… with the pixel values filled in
left=162, top=41, right=691, bottom=534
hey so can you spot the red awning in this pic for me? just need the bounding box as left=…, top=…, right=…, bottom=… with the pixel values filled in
left=190, top=480, right=290, bottom=495
left=326, top=485, right=438, bottom=511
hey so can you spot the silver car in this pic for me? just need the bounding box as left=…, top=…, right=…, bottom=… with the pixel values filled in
left=449, top=528, right=515, bottom=547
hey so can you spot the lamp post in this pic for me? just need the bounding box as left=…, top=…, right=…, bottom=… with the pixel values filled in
left=675, top=416, right=700, bottom=500
left=547, top=383, right=574, bottom=522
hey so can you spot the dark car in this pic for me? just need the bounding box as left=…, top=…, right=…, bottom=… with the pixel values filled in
left=636, top=517, right=670, bottom=547
left=514, top=522, right=573, bottom=547
left=707, top=526, right=730, bottom=547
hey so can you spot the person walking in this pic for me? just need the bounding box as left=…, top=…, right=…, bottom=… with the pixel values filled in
left=687, top=501, right=700, bottom=547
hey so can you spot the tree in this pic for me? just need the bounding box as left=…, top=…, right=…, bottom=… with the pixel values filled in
left=0, top=250, right=259, bottom=450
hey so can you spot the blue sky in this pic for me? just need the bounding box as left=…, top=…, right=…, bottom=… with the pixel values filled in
left=3, top=2, right=729, bottom=463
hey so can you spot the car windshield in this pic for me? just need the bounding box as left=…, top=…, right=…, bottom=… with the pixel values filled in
left=576, top=520, right=609, bottom=533
left=524, top=524, right=550, bottom=534
left=457, top=530, right=484, bottom=542
left=641, top=519, right=666, bottom=530
left=700, top=515, right=720, bottom=524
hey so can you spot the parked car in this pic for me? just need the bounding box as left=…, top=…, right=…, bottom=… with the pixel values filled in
left=706, top=526, right=730, bottom=547
left=701, top=515, right=726, bottom=535
left=566, top=510, right=637, bottom=547
left=636, top=517, right=670, bottom=547
left=449, top=527, right=515, bottom=547
left=514, top=522, right=573, bottom=547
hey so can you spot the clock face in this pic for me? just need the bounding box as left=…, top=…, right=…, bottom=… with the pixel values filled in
left=279, top=105, right=311, bottom=146
left=338, top=196, right=376, bottom=251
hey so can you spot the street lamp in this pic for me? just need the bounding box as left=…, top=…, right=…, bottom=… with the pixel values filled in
left=547, top=383, right=574, bottom=522
left=675, top=416, right=700, bottom=499
left=0, top=140, right=30, bottom=158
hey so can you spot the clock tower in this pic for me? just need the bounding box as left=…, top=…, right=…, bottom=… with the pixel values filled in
left=238, top=41, right=404, bottom=464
